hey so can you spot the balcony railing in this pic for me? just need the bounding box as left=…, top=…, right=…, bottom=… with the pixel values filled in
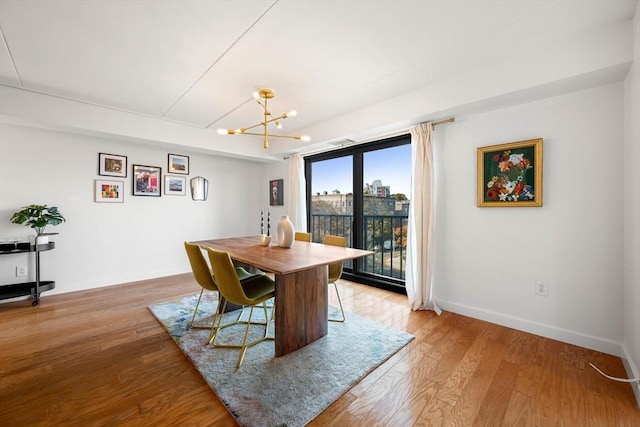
left=309, top=213, right=408, bottom=282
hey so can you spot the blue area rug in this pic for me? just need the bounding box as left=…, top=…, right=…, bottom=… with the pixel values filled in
left=149, top=293, right=414, bottom=427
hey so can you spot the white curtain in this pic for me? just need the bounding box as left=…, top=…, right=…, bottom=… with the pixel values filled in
left=406, top=123, right=441, bottom=314
left=287, top=154, right=307, bottom=232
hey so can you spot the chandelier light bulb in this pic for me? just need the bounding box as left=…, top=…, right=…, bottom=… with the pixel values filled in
left=217, top=129, right=229, bottom=135
left=287, top=110, right=297, bottom=118
left=301, top=135, right=311, bottom=142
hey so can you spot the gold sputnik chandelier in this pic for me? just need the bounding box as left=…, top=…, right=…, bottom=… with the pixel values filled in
left=217, top=88, right=310, bottom=149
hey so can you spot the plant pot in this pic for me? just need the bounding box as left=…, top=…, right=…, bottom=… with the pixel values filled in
left=30, top=235, right=49, bottom=245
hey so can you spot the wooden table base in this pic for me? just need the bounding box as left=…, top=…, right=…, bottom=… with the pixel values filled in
left=274, top=265, right=328, bottom=356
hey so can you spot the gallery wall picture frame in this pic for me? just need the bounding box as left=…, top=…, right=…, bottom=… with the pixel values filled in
left=269, top=179, right=284, bottom=206
left=168, top=153, right=189, bottom=175
left=94, top=179, right=124, bottom=203
left=164, top=175, right=186, bottom=196
left=98, top=153, right=127, bottom=177
left=477, top=138, right=543, bottom=207
left=132, top=164, right=161, bottom=196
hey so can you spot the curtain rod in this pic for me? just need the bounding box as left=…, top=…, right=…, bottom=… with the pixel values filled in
left=284, top=116, right=456, bottom=159
left=432, top=117, right=455, bottom=127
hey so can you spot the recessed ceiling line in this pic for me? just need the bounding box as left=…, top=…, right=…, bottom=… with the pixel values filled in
left=0, top=23, right=23, bottom=87
left=205, top=96, right=254, bottom=129
left=160, top=0, right=280, bottom=118
left=0, top=83, right=205, bottom=129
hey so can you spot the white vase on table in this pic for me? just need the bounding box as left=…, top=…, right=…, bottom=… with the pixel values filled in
left=276, top=215, right=295, bottom=248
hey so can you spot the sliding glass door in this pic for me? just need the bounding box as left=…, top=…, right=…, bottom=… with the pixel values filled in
left=305, top=135, right=411, bottom=293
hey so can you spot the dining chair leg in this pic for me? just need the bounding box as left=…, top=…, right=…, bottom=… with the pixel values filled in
left=237, top=305, right=255, bottom=368
left=260, top=301, right=274, bottom=337
left=208, top=299, right=274, bottom=368
left=190, top=288, right=206, bottom=328
left=329, top=281, right=345, bottom=322
left=209, top=299, right=229, bottom=344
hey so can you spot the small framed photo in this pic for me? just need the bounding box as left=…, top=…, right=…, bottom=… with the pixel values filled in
left=133, top=164, right=161, bottom=196
left=94, top=179, right=124, bottom=203
left=98, top=153, right=127, bottom=177
left=270, top=179, right=283, bottom=206
left=477, top=138, right=543, bottom=207
left=165, top=175, right=186, bottom=196
left=168, top=153, right=189, bottom=175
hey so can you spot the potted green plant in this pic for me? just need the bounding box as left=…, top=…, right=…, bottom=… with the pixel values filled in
left=10, top=204, right=66, bottom=243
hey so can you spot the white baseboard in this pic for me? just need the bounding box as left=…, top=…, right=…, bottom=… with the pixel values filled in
left=621, top=344, right=640, bottom=409
left=438, top=299, right=624, bottom=357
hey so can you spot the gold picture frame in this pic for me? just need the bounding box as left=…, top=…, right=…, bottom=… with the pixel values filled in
left=477, top=138, right=543, bottom=207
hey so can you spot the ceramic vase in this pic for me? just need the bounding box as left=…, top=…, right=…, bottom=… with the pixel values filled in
left=277, top=215, right=295, bottom=248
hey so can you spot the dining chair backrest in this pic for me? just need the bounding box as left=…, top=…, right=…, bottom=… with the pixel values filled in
left=206, top=248, right=253, bottom=306
left=184, top=241, right=217, bottom=292
left=323, top=235, right=347, bottom=282
left=295, top=231, right=312, bottom=242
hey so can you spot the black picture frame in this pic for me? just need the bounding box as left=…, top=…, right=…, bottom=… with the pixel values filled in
left=269, top=179, right=283, bottom=206
left=168, top=153, right=189, bottom=175
left=132, top=164, right=161, bottom=196
left=98, top=153, right=127, bottom=177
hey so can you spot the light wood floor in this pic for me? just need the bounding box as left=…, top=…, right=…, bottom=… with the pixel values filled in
left=1, top=274, right=638, bottom=426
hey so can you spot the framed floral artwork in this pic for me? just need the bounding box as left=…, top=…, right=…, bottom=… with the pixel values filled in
left=94, top=179, right=124, bottom=203
left=164, top=175, right=186, bottom=195
left=477, top=138, right=543, bottom=207
left=98, top=153, right=127, bottom=177
left=168, top=153, right=189, bottom=175
left=132, top=164, right=161, bottom=196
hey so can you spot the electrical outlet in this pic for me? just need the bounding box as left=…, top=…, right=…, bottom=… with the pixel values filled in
left=535, top=281, right=548, bottom=297
left=16, top=266, right=27, bottom=277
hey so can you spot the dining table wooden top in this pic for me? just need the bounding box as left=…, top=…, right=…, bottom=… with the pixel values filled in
left=192, top=235, right=374, bottom=275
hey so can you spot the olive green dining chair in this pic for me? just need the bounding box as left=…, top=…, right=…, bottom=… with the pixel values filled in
left=206, top=248, right=276, bottom=368
left=294, top=231, right=312, bottom=242
left=323, top=234, right=347, bottom=322
left=184, top=241, right=259, bottom=343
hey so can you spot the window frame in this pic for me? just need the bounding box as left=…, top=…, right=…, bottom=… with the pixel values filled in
left=304, top=134, right=410, bottom=294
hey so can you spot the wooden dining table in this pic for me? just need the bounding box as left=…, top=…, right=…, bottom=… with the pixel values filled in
left=193, top=236, right=373, bottom=356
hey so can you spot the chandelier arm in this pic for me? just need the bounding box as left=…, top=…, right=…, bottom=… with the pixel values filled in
left=237, top=122, right=265, bottom=132
left=263, top=97, right=268, bottom=149
left=232, top=132, right=302, bottom=140
left=262, top=113, right=289, bottom=125
left=230, top=114, right=289, bottom=133
left=268, top=134, right=304, bottom=140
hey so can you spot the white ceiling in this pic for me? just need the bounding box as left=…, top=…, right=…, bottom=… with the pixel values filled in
left=0, top=0, right=637, bottom=161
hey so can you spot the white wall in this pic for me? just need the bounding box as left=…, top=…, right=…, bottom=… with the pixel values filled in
left=434, top=83, right=625, bottom=356
left=0, top=124, right=264, bottom=295
left=260, top=160, right=292, bottom=230
left=623, top=1, right=640, bottom=405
